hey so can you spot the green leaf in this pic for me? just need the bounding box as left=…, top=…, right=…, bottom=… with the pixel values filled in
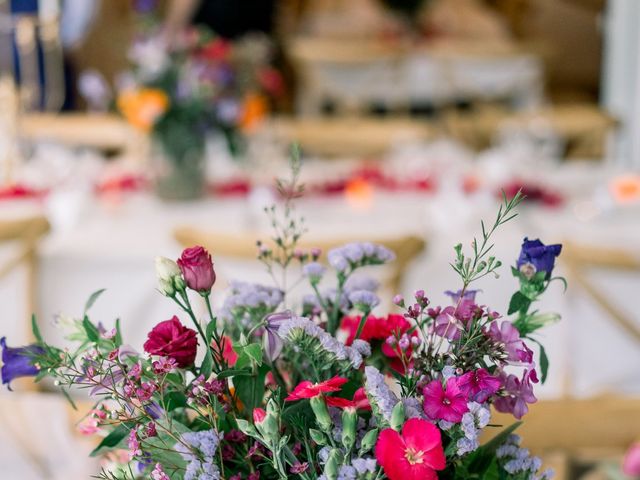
left=200, top=348, right=214, bottom=379
left=529, top=338, right=549, bottom=384
left=114, top=318, right=123, bottom=346
left=31, top=315, right=43, bottom=343
left=234, top=363, right=268, bottom=412
left=90, top=424, right=130, bottom=456
left=483, top=422, right=522, bottom=453
left=60, top=388, right=77, bottom=410
left=82, top=316, right=100, bottom=343
left=244, top=343, right=263, bottom=365
left=84, top=288, right=106, bottom=314
left=205, top=319, right=217, bottom=343
left=508, top=292, right=531, bottom=315
left=234, top=343, right=264, bottom=370
left=163, top=391, right=187, bottom=411
left=216, top=369, right=252, bottom=379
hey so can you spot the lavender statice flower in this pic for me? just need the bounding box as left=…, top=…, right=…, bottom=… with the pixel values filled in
left=496, top=435, right=553, bottom=479
left=175, top=430, right=222, bottom=480
left=327, top=243, right=395, bottom=273
left=348, top=290, right=380, bottom=311
left=344, top=274, right=379, bottom=294
left=364, top=366, right=399, bottom=424
left=351, top=457, right=377, bottom=475
left=303, top=262, right=326, bottom=282
left=352, top=339, right=371, bottom=358
left=278, top=316, right=365, bottom=368
left=456, top=402, right=490, bottom=455
left=220, top=281, right=284, bottom=326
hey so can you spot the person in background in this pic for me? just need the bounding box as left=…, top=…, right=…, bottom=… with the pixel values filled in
left=163, top=0, right=278, bottom=40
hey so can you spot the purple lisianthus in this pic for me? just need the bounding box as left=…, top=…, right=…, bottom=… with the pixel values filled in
left=262, top=310, right=292, bottom=362
left=1, top=337, right=44, bottom=389
left=517, top=238, right=562, bottom=279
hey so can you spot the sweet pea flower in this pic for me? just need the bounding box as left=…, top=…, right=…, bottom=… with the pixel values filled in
left=285, top=376, right=348, bottom=401
left=177, top=246, right=216, bottom=293
left=423, top=377, right=469, bottom=423
left=517, top=238, right=562, bottom=279
left=1, top=337, right=44, bottom=389
left=375, top=418, right=446, bottom=480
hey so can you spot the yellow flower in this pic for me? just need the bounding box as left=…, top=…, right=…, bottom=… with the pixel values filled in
left=117, top=88, right=169, bottom=132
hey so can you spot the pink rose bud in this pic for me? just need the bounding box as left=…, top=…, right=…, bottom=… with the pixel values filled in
left=310, top=247, right=322, bottom=259
left=253, top=408, right=267, bottom=424
left=177, top=246, right=216, bottom=293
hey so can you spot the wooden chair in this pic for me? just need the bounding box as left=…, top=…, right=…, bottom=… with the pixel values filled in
left=562, top=242, right=640, bottom=345
left=174, top=226, right=425, bottom=295
left=0, top=215, right=50, bottom=331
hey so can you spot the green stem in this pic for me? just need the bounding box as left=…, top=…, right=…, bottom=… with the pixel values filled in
left=353, top=308, right=371, bottom=341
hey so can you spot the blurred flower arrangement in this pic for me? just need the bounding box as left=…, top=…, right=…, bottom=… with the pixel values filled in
left=80, top=6, right=283, bottom=200
left=2, top=151, right=565, bottom=479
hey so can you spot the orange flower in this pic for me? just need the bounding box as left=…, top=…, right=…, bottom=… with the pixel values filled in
left=239, top=92, right=267, bottom=132
left=117, top=88, right=169, bottom=132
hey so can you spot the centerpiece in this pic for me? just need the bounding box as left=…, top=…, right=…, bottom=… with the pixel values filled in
left=2, top=151, right=564, bottom=479
left=116, top=26, right=282, bottom=201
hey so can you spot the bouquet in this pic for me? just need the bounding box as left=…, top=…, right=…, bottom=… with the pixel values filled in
left=2, top=153, right=564, bottom=479
left=111, top=26, right=282, bottom=200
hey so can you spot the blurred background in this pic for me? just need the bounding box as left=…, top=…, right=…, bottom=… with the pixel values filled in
left=0, top=0, right=639, bottom=478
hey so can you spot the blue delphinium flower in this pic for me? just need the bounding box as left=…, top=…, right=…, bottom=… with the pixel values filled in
left=517, top=238, right=562, bottom=279
left=1, top=337, right=44, bottom=389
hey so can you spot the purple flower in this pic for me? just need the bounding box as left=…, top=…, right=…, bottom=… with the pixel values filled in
left=1, top=337, right=44, bottom=389
left=348, top=290, right=380, bottom=310
left=494, top=369, right=538, bottom=419
left=444, top=289, right=480, bottom=303
left=517, top=238, right=562, bottom=279
left=133, top=0, right=157, bottom=14
left=262, top=310, right=291, bottom=362
left=488, top=321, right=533, bottom=365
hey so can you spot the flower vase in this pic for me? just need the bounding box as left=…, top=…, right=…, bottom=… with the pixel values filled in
left=151, top=135, right=206, bottom=201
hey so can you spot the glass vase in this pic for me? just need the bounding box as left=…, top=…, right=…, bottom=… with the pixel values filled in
left=151, top=134, right=206, bottom=201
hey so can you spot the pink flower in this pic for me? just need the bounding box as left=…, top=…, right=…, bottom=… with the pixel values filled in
left=423, top=377, right=469, bottom=423
left=325, top=387, right=371, bottom=411
left=433, top=292, right=479, bottom=340
left=375, top=418, right=446, bottom=480
left=143, top=316, right=198, bottom=368
left=177, top=246, right=216, bottom=293
left=488, top=321, right=532, bottom=365
left=127, top=429, right=141, bottom=460
left=623, top=442, right=640, bottom=476
left=253, top=408, right=267, bottom=424
left=285, top=376, right=348, bottom=401
left=493, top=369, right=538, bottom=419
left=457, top=368, right=501, bottom=402
left=151, top=463, right=170, bottom=480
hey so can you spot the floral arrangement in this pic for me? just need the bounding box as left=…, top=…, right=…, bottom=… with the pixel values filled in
left=2, top=154, right=564, bottom=479
left=116, top=25, right=282, bottom=159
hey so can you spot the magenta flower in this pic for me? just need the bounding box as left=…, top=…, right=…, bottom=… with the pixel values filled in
left=458, top=368, right=501, bottom=403
left=623, top=442, right=640, bottom=476
left=177, top=246, right=216, bottom=293
left=488, top=321, right=533, bottom=365
left=433, top=293, right=479, bottom=340
left=493, top=369, right=538, bottom=419
left=423, top=377, right=469, bottom=423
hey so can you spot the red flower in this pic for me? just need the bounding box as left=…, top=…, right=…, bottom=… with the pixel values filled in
left=375, top=418, right=446, bottom=480
left=212, top=335, right=237, bottom=367
left=285, top=376, right=348, bottom=402
left=143, top=316, right=198, bottom=368
left=199, top=39, right=231, bottom=61
left=177, top=246, right=216, bottom=293
left=325, top=387, right=371, bottom=411
left=341, top=314, right=411, bottom=345
left=423, top=377, right=469, bottom=423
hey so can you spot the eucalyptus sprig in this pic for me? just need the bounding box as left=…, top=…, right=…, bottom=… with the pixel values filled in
left=451, top=191, right=524, bottom=290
